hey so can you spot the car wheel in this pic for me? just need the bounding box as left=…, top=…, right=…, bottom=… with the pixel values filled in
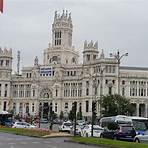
left=135, top=138, right=140, bottom=143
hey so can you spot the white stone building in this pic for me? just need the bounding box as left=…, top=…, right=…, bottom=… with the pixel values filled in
left=0, top=11, right=148, bottom=119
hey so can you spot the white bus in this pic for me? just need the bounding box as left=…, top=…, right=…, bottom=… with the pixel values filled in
left=128, top=116, right=148, bottom=135
left=99, top=115, right=132, bottom=128
left=99, top=115, right=148, bottom=135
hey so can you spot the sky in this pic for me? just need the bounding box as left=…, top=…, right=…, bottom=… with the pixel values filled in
left=0, top=0, right=148, bottom=72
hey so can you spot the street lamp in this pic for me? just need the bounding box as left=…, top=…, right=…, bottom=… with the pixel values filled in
left=110, top=51, right=128, bottom=95
left=99, top=66, right=106, bottom=118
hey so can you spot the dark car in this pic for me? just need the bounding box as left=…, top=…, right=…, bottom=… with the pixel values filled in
left=100, top=124, right=136, bottom=142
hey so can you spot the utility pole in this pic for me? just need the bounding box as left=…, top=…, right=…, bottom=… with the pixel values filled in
left=49, top=102, right=53, bottom=130
left=17, top=50, right=20, bottom=75
left=91, top=100, right=97, bottom=137
left=72, top=101, right=77, bottom=136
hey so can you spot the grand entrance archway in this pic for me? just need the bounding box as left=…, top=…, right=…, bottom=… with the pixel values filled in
left=39, top=88, right=53, bottom=119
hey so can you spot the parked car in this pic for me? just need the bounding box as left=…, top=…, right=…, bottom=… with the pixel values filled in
left=100, top=124, right=136, bottom=142
left=12, top=121, right=36, bottom=129
left=77, top=120, right=86, bottom=126
left=81, top=124, right=104, bottom=137
left=53, top=118, right=62, bottom=124
left=134, top=130, right=148, bottom=143
left=59, top=121, right=72, bottom=133
left=40, top=118, right=48, bottom=124
left=70, top=124, right=82, bottom=135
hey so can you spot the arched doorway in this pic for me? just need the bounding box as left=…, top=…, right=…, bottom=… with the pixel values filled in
left=39, top=88, right=53, bottom=119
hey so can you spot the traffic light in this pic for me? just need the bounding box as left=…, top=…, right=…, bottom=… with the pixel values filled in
left=92, top=101, right=97, bottom=120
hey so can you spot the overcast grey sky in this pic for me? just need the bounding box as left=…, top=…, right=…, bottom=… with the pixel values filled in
left=0, top=0, right=148, bottom=72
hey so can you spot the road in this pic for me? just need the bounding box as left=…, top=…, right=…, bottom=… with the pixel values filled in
left=0, top=132, right=101, bottom=148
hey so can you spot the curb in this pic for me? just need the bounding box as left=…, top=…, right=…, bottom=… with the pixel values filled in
left=64, top=139, right=113, bottom=148
left=42, top=135, right=72, bottom=138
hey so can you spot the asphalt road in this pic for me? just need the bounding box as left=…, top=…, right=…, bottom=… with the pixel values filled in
left=0, top=132, right=101, bottom=148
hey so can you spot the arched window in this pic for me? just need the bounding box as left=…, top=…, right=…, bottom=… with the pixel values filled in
left=44, top=93, right=49, bottom=98
left=72, top=57, right=76, bottom=63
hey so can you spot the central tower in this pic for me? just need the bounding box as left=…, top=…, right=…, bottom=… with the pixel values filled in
left=43, top=10, right=79, bottom=65
left=52, top=10, right=72, bottom=49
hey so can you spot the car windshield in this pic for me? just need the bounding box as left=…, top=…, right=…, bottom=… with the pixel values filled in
left=132, top=120, right=148, bottom=131
left=93, top=127, right=103, bottom=131
left=64, top=123, right=72, bottom=126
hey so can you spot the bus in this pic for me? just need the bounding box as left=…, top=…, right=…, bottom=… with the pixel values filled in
left=128, top=116, right=148, bottom=135
left=0, top=111, right=13, bottom=127
left=99, top=115, right=132, bottom=128
left=99, top=115, right=148, bottom=135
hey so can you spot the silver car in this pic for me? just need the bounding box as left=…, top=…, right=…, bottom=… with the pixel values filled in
left=134, top=130, right=148, bottom=143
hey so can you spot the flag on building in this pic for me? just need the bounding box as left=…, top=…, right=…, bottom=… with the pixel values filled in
left=0, top=0, right=3, bottom=13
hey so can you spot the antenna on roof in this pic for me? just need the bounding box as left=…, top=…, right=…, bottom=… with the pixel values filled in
left=17, top=50, right=20, bottom=75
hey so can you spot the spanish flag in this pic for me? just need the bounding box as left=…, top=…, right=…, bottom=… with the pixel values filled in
left=0, top=0, right=3, bottom=13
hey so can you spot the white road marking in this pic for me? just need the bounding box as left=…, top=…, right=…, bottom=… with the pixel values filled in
left=32, top=141, right=40, bottom=144
left=44, top=141, right=51, bottom=144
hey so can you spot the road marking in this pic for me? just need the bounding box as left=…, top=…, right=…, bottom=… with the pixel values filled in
left=32, top=141, right=40, bottom=144
left=44, top=141, right=51, bottom=144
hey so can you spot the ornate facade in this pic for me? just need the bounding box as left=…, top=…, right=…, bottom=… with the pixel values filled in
left=0, top=11, right=148, bottom=118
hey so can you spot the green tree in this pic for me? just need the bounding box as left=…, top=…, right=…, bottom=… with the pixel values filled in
left=59, top=111, right=64, bottom=120
left=101, top=94, right=134, bottom=117
left=68, top=110, right=75, bottom=122
left=77, top=111, right=82, bottom=120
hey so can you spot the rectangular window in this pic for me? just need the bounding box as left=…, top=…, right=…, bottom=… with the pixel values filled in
left=86, top=101, right=89, bottom=112
left=33, top=90, right=35, bottom=97
left=65, top=103, right=68, bottom=109
left=4, top=90, right=7, bottom=97
left=3, top=101, right=7, bottom=111
left=55, top=103, right=57, bottom=112
left=32, top=103, right=34, bottom=112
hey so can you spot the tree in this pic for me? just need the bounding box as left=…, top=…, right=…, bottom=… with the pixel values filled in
left=59, top=111, right=64, bottom=120
left=68, top=110, right=75, bottom=122
left=77, top=111, right=82, bottom=120
left=101, top=94, right=134, bottom=117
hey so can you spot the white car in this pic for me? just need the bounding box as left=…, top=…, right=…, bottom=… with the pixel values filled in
left=134, top=130, right=148, bottom=143
left=59, top=121, right=72, bottom=133
left=81, top=124, right=103, bottom=137
left=12, top=121, right=36, bottom=129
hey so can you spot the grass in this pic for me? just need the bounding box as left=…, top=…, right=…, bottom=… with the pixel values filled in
left=72, top=137, right=148, bottom=148
left=0, top=127, right=56, bottom=138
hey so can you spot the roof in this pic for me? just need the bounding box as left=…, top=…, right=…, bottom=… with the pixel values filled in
left=121, top=66, right=148, bottom=71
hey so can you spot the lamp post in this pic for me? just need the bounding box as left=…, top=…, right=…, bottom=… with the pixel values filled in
left=99, top=66, right=106, bottom=118
left=110, top=51, right=128, bottom=95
